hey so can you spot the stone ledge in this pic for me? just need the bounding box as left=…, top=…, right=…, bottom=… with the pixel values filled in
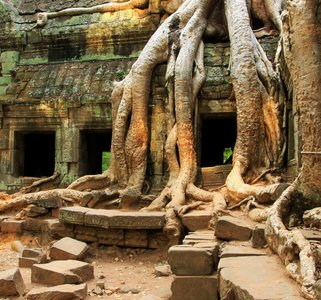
left=59, top=207, right=165, bottom=230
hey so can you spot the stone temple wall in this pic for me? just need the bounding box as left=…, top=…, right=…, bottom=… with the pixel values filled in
left=0, top=0, right=292, bottom=192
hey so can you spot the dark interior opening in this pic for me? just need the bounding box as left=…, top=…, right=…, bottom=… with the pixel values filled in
left=79, top=131, right=112, bottom=176
left=15, top=132, right=55, bottom=177
left=200, top=115, right=237, bottom=167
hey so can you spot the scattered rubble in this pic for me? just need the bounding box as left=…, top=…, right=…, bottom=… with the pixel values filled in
left=0, top=268, right=26, bottom=297
left=49, top=237, right=89, bottom=260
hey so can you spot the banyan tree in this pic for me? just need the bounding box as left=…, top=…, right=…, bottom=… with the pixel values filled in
left=1, top=0, right=321, bottom=297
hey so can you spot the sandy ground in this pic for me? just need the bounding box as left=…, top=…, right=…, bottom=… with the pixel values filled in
left=0, top=234, right=173, bottom=299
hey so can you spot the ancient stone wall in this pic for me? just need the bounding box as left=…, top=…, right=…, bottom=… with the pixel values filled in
left=0, top=0, right=292, bottom=191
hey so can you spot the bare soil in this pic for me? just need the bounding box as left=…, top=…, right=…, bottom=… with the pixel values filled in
left=0, top=234, right=173, bottom=299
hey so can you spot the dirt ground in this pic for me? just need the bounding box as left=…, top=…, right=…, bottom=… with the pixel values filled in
left=0, top=234, right=173, bottom=299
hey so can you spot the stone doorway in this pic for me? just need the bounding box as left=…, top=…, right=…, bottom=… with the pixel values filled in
left=200, top=114, right=237, bottom=167
left=79, top=131, right=112, bottom=176
left=14, top=132, right=56, bottom=177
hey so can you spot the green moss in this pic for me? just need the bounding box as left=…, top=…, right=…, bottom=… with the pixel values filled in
left=19, top=57, right=49, bottom=65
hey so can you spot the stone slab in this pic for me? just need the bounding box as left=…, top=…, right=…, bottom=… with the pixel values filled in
left=171, top=274, right=218, bottom=300
left=0, top=268, right=26, bottom=296
left=49, top=237, right=89, bottom=260
left=26, top=283, right=87, bottom=300
left=168, top=244, right=218, bottom=275
left=220, top=245, right=266, bottom=258
left=182, top=210, right=211, bottom=231
left=215, top=216, right=253, bottom=241
left=183, top=231, right=216, bottom=245
left=109, top=211, right=165, bottom=229
left=32, top=260, right=94, bottom=286
left=59, top=206, right=90, bottom=225
left=1, top=219, right=23, bottom=233
left=218, top=256, right=305, bottom=299
left=84, top=209, right=113, bottom=228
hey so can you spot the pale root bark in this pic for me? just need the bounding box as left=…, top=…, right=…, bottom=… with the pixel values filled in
left=266, top=1, right=321, bottom=298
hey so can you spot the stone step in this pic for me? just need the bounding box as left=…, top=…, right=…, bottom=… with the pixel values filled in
left=182, top=210, right=211, bottom=231
left=218, top=246, right=305, bottom=299
left=59, top=207, right=165, bottom=230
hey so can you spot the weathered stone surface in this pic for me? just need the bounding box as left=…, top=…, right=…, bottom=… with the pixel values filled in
left=32, top=260, right=94, bottom=285
left=26, top=283, right=87, bottom=300
left=303, top=207, right=321, bottom=228
left=84, top=209, right=113, bottom=228
left=74, top=225, right=98, bottom=242
left=182, top=210, right=211, bottom=231
left=171, top=274, right=218, bottom=300
left=168, top=244, right=217, bottom=275
left=252, top=223, right=267, bottom=248
left=218, top=256, right=304, bottom=299
left=97, top=229, right=124, bottom=246
left=59, top=206, right=89, bottom=225
left=109, top=211, right=165, bottom=229
left=124, top=230, right=148, bottom=248
left=1, top=219, right=23, bottom=233
left=22, top=248, right=43, bottom=258
left=27, top=195, right=63, bottom=208
left=25, top=205, right=49, bottom=217
left=220, top=245, right=266, bottom=259
left=148, top=231, right=169, bottom=249
left=215, top=216, right=253, bottom=241
left=182, top=230, right=216, bottom=245
left=299, top=229, right=321, bottom=241
left=0, top=268, right=26, bottom=296
left=23, top=218, right=45, bottom=232
left=47, top=219, right=74, bottom=239
left=19, top=256, right=46, bottom=268
left=49, top=237, right=89, bottom=261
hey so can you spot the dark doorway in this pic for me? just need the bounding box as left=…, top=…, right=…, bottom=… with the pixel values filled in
left=15, top=132, right=55, bottom=177
left=200, top=114, right=237, bottom=167
left=79, top=131, right=112, bottom=175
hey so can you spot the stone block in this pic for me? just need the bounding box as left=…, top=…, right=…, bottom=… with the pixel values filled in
left=26, top=283, right=87, bottom=300
left=171, top=274, right=218, bottom=300
left=27, top=195, right=63, bottom=208
left=49, top=237, right=89, bottom=260
left=148, top=231, right=169, bottom=249
left=182, top=231, right=215, bottom=245
left=168, top=244, right=217, bottom=275
left=109, top=211, right=165, bottom=229
left=19, top=256, right=46, bottom=268
left=23, top=218, right=44, bottom=232
left=22, top=248, right=43, bottom=258
left=1, top=219, right=23, bottom=233
left=74, top=225, right=98, bottom=242
left=220, top=245, right=266, bottom=259
left=84, top=208, right=113, bottom=228
left=32, top=260, right=94, bottom=286
left=124, top=230, right=148, bottom=248
left=59, top=206, right=89, bottom=225
left=0, top=268, right=26, bottom=296
left=219, top=256, right=304, bottom=299
left=252, top=224, right=267, bottom=248
left=97, top=229, right=124, bottom=246
left=182, top=210, right=211, bottom=231
left=215, top=216, right=253, bottom=241
left=47, top=220, right=74, bottom=239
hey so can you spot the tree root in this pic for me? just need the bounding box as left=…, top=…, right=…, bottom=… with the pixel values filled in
left=265, top=177, right=318, bottom=298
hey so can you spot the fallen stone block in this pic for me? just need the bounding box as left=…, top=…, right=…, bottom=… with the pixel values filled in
left=59, top=206, right=90, bottom=225
left=1, top=219, right=23, bottom=233
left=171, top=274, right=218, bottom=300
left=32, top=260, right=94, bottom=285
left=182, top=210, right=211, bottom=231
left=215, top=216, right=253, bottom=241
left=168, top=244, right=218, bottom=275
left=27, top=195, right=63, bottom=208
left=0, top=268, right=26, bottom=296
left=252, top=223, right=267, bottom=248
left=26, top=283, right=87, bottom=300
left=218, top=256, right=304, bottom=299
left=22, top=248, right=43, bottom=258
left=49, top=237, right=89, bottom=260
left=19, top=257, right=43, bottom=268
